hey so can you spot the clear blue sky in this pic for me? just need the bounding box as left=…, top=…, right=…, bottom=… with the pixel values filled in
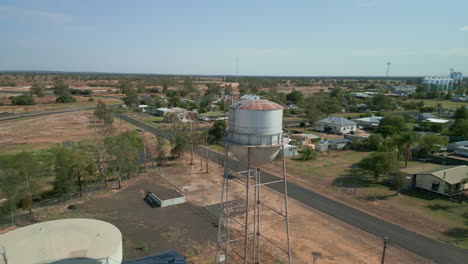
left=1, top=0, right=467, bottom=76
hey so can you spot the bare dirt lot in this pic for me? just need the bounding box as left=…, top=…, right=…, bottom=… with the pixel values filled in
left=159, top=152, right=433, bottom=264
left=4, top=174, right=218, bottom=263
left=0, top=110, right=132, bottom=154
left=0, top=94, right=120, bottom=114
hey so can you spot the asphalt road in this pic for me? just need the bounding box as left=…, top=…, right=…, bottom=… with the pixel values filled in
left=117, top=113, right=468, bottom=264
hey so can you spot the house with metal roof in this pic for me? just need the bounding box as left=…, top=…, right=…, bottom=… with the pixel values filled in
left=389, top=85, right=417, bottom=94
left=413, top=165, right=468, bottom=196
left=327, top=138, right=352, bottom=150
left=448, top=141, right=468, bottom=157
left=354, top=115, right=383, bottom=129
left=315, top=116, right=357, bottom=135
left=417, top=113, right=438, bottom=121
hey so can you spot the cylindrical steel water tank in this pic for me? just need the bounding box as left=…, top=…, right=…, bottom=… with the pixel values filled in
left=225, top=99, right=283, bottom=166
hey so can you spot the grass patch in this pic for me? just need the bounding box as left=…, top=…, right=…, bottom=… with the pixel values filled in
left=406, top=99, right=468, bottom=110
left=206, top=144, right=225, bottom=153
left=161, top=226, right=187, bottom=243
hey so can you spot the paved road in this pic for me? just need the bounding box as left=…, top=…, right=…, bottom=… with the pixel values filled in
left=117, top=113, right=468, bottom=264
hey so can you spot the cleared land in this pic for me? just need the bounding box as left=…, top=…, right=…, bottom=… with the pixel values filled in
left=0, top=110, right=132, bottom=154
left=156, top=152, right=432, bottom=264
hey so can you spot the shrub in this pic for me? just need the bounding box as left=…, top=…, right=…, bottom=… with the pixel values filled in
left=88, top=97, right=95, bottom=102
left=56, top=95, right=77, bottom=103
left=11, top=94, right=36, bottom=105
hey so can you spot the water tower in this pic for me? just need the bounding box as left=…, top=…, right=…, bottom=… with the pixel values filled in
left=215, top=99, right=292, bottom=264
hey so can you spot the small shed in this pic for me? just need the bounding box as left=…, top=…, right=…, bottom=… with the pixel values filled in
left=137, top=105, right=149, bottom=112
left=145, top=185, right=186, bottom=208
left=413, top=165, right=468, bottom=196
left=283, top=144, right=299, bottom=158
left=328, top=138, right=352, bottom=150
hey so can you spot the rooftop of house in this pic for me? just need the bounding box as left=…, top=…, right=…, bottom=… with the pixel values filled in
left=425, top=118, right=449, bottom=124
left=317, top=116, right=356, bottom=126
left=354, top=115, right=383, bottom=123
left=415, top=165, right=468, bottom=185
left=327, top=138, right=352, bottom=144
left=418, top=113, right=438, bottom=120
left=390, top=85, right=417, bottom=91
left=450, top=141, right=468, bottom=147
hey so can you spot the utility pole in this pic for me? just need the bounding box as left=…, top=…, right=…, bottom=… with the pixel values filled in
left=140, top=123, right=147, bottom=173
left=381, top=237, right=388, bottom=264
left=236, top=56, right=239, bottom=83
left=385, top=62, right=391, bottom=90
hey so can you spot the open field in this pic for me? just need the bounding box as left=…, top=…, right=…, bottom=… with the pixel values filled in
left=0, top=110, right=132, bottom=154
left=406, top=99, right=468, bottom=110
left=0, top=95, right=120, bottom=114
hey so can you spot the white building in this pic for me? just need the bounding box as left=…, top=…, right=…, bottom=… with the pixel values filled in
left=315, top=116, right=357, bottom=135
left=413, top=166, right=468, bottom=196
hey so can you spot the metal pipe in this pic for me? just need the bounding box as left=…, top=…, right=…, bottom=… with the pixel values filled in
left=282, top=145, right=292, bottom=264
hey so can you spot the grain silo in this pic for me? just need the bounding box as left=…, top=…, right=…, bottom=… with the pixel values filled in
left=215, top=98, right=291, bottom=264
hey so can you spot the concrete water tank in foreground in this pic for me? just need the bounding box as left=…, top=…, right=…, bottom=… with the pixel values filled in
left=0, top=218, right=123, bottom=264
left=226, top=99, right=284, bottom=166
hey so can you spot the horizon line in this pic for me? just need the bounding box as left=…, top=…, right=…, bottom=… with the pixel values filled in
left=0, top=69, right=427, bottom=79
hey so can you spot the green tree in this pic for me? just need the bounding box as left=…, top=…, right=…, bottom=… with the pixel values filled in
left=173, top=132, right=189, bottom=159
left=155, top=135, right=166, bottom=166
left=69, top=152, right=96, bottom=197
left=419, top=134, right=448, bottom=155
left=372, top=93, right=394, bottom=110
left=317, top=97, right=342, bottom=116
left=123, top=88, right=139, bottom=108
left=183, top=77, right=195, bottom=94
left=94, top=100, right=114, bottom=126
left=450, top=119, right=468, bottom=138
left=286, top=89, right=304, bottom=105
left=380, top=116, right=406, bottom=129
left=357, top=152, right=400, bottom=180
left=393, top=131, right=417, bottom=168
left=207, top=120, right=227, bottom=143
left=30, top=83, right=45, bottom=97
left=298, top=147, right=317, bottom=161
left=362, top=134, right=384, bottom=151
left=390, top=173, right=408, bottom=195
left=11, top=94, right=35, bottom=105
left=52, top=146, right=76, bottom=195
left=56, top=94, right=77, bottom=103
left=0, top=155, right=22, bottom=224
left=454, top=106, right=468, bottom=120
left=376, top=125, right=399, bottom=138
left=52, top=80, right=71, bottom=97
left=105, top=132, right=141, bottom=189
left=13, top=152, right=43, bottom=213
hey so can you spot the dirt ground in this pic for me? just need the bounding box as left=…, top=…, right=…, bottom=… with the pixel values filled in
left=0, top=110, right=132, bottom=153
left=159, top=152, right=433, bottom=264
left=0, top=94, right=120, bottom=114
left=259, top=154, right=457, bottom=245
left=2, top=174, right=218, bottom=263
